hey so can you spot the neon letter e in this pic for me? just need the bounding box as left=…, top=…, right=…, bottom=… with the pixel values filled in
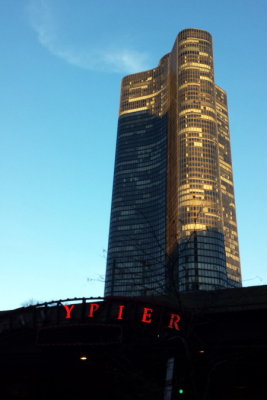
left=141, top=307, right=154, bottom=323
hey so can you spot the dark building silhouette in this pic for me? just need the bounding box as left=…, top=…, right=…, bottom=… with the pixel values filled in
left=105, top=28, right=241, bottom=297
left=1, top=287, right=267, bottom=399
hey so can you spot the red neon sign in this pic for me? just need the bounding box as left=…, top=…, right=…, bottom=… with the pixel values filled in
left=63, top=304, right=75, bottom=319
left=117, top=305, right=125, bottom=320
left=168, top=313, right=181, bottom=331
left=88, top=303, right=100, bottom=317
left=63, top=302, right=181, bottom=331
left=141, top=307, right=154, bottom=323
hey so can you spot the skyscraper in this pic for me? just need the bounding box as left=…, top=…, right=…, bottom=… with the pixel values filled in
left=105, top=28, right=241, bottom=297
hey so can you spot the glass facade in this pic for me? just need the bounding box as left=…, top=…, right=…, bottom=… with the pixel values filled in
left=105, top=111, right=168, bottom=296
left=105, top=28, right=241, bottom=297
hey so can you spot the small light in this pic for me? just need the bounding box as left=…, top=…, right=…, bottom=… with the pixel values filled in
left=178, top=388, right=184, bottom=395
left=80, top=356, right=87, bottom=361
left=198, top=349, right=205, bottom=354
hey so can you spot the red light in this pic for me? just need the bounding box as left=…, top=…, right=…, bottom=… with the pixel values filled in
left=63, top=304, right=75, bottom=319
left=168, top=313, right=181, bottom=330
left=88, top=303, right=100, bottom=317
left=141, top=307, right=154, bottom=323
left=117, top=305, right=125, bottom=320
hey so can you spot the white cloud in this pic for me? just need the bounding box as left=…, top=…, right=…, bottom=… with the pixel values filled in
left=27, top=0, right=149, bottom=74
left=103, top=49, right=149, bottom=74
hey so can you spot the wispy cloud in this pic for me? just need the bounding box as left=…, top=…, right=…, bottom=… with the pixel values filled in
left=27, top=0, right=149, bottom=74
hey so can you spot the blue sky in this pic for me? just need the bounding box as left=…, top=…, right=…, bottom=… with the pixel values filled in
left=0, top=0, right=266, bottom=309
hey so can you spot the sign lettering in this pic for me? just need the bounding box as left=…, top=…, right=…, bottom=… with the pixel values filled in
left=63, top=302, right=181, bottom=331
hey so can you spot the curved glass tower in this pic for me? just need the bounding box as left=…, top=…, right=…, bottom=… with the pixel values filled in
left=105, top=28, right=241, bottom=297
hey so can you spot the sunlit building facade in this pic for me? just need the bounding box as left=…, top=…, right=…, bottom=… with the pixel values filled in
left=105, top=28, right=241, bottom=296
